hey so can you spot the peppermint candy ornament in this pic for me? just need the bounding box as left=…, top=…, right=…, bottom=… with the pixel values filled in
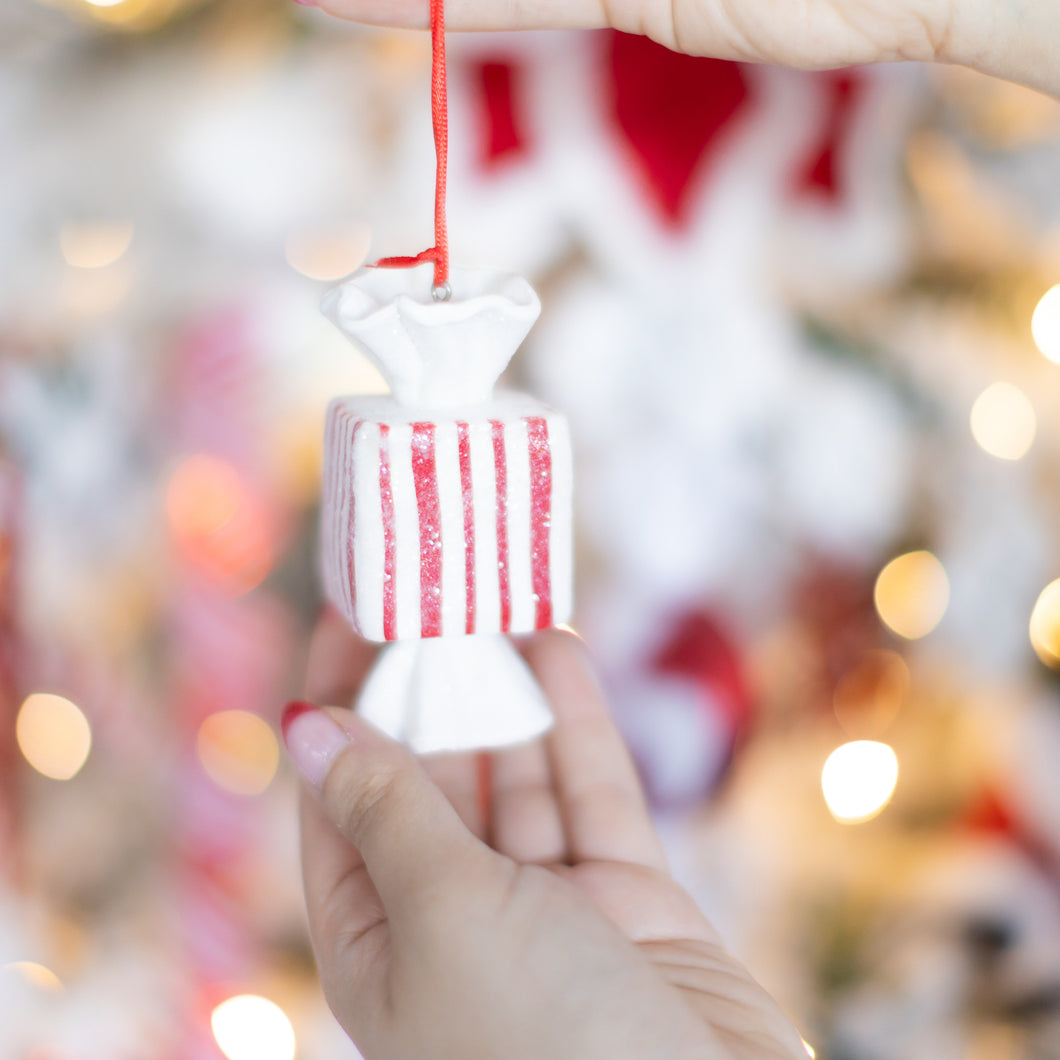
left=317, top=0, right=573, bottom=752
left=320, top=263, right=573, bottom=752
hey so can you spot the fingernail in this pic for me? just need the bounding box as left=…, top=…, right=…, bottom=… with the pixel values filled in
left=281, top=701, right=351, bottom=789
left=292, top=0, right=318, bottom=6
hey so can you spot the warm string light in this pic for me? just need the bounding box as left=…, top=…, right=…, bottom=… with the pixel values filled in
left=59, top=219, right=133, bottom=317
left=1030, top=579, right=1060, bottom=668
left=166, top=455, right=276, bottom=595
left=77, top=0, right=179, bottom=27
left=196, top=711, right=279, bottom=796
left=874, top=551, right=949, bottom=640
left=285, top=225, right=371, bottom=282
left=166, top=455, right=241, bottom=539
left=1031, top=284, right=1060, bottom=364
left=2, top=961, right=64, bottom=992
left=16, top=693, right=92, bottom=780
left=59, top=221, right=134, bottom=268
left=821, top=741, right=899, bottom=824
left=211, top=995, right=296, bottom=1060
left=969, top=382, right=1036, bottom=461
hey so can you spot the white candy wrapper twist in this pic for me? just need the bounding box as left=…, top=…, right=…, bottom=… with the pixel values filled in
left=320, top=263, right=573, bottom=753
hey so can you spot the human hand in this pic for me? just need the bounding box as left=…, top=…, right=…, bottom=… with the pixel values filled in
left=302, top=0, right=1059, bottom=100
left=285, top=611, right=807, bottom=1060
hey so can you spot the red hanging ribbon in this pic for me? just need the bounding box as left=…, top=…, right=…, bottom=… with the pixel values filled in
left=374, top=0, right=450, bottom=292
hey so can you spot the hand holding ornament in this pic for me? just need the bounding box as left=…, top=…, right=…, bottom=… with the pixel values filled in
left=284, top=613, right=808, bottom=1060
left=302, top=0, right=1060, bottom=99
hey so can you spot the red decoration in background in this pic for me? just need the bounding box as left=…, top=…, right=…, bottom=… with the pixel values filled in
left=607, top=33, right=749, bottom=227
left=795, top=71, right=864, bottom=201
left=475, top=60, right=529, bottom=168
left=963, top=787, right=1060, bottom=885
left=653, top=609, right=754, bottom=742
left=795, top=561, right=880, bottom=684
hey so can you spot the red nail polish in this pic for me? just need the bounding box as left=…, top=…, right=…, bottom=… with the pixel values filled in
left=281, top=700, right=352, bottom=790
left=281, top=700, right=317, bottom=743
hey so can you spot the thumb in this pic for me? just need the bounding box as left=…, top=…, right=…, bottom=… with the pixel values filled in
left=282, top=701, right=487, bottom=915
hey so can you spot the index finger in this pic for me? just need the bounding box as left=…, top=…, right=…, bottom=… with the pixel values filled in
left=527, top=630, right=668, bottom=872
left=304, top=607, right=378, bottom=707
left=312, top=0, right=606, bottom=32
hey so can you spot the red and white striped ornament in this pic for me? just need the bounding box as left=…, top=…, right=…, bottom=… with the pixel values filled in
left=322, top=398, right=571, bottom=643
left=320, top=263, right=573, bottom=752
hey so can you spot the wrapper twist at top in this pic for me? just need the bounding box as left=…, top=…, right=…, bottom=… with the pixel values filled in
left=320, top=263, right=573, bottom=752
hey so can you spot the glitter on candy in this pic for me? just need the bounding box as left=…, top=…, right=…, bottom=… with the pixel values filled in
left=320, top=263, right=573, bottom=753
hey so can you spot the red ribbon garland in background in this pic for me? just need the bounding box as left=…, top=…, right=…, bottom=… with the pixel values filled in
left=374, top=0, right=450, bottom=294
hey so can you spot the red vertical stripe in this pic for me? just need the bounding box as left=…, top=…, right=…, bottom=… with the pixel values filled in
left=379, top=424, right=397, bottom=641
left=411, top=423, right=443, bottom=638
left=457, top=422, right=476, bottom=635
left=525, top=417, right=553, bottom=630
left=491, top=420, right=511, bottom=632
left=344, top=416, right=360, bottom=619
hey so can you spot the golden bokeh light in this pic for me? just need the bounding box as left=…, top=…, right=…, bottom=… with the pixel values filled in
left=211, top=995, right=296, bottom=1060
left=821, top=741, right=899, bottom=824
left=16, top=693, right=92, bottom=781
left=60, top=221, right=134, bottom=268
left=1031, top=284, right=1060, bottom=365
left=969, top=381, right=1036, bottom=460
left=874, top=551, right=949, bottom=640
left=79, top=0, right=181, bottom=27
left=197, top=711, right=279, bottom=796
left=1029, top=579, right=1060, bottom=669
left=284, top=226, right=371, bottom=282
left=3, top=961, right=64, bottom=992
left=833, top=650, right=909, bottom=739
left=166, top=455, right=276, bottom=594
left=167, top=456, right=242, bottom=540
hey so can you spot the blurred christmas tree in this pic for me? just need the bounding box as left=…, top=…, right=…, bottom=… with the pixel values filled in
left=2, top=2, right=1060, bottom=1058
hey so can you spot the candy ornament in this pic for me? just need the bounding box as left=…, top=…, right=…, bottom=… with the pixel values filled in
left=320, top=262, right=573, bottom=752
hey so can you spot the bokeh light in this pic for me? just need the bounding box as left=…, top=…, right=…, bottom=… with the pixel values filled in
left=197, top=711, right=279, bottom=796
left=969, top=381, right=1036, bottom=460
left=78, top=0, right=180, bottom=27
left=167, top=456, right=278, bottom=594
left=1031, top=284, right=1060, bottom=364
left=211, top=995, right=296, bottom=1060
left=60, top=221, right=134, bottom=268
left=167, top=456, right=242, bottom=540
left=874, top=551, right=949, bottom=640
left=821, top=741, right=899, bottom=824
left=3, top=962, right=64, bottom=992
left=1030, top=578, right=1060, bottom=668
left=16, top=694, right=92, bottom=781
left=833, top=650, right=909, bottom=739
left=285, top=225, right=371, bottom=282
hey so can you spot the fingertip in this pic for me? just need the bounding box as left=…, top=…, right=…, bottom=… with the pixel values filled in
left=308, top=0, right=429, bottom=27
left=521, top=626, right=599, bottom=686
left=304, top=612, right=378, bottom=706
